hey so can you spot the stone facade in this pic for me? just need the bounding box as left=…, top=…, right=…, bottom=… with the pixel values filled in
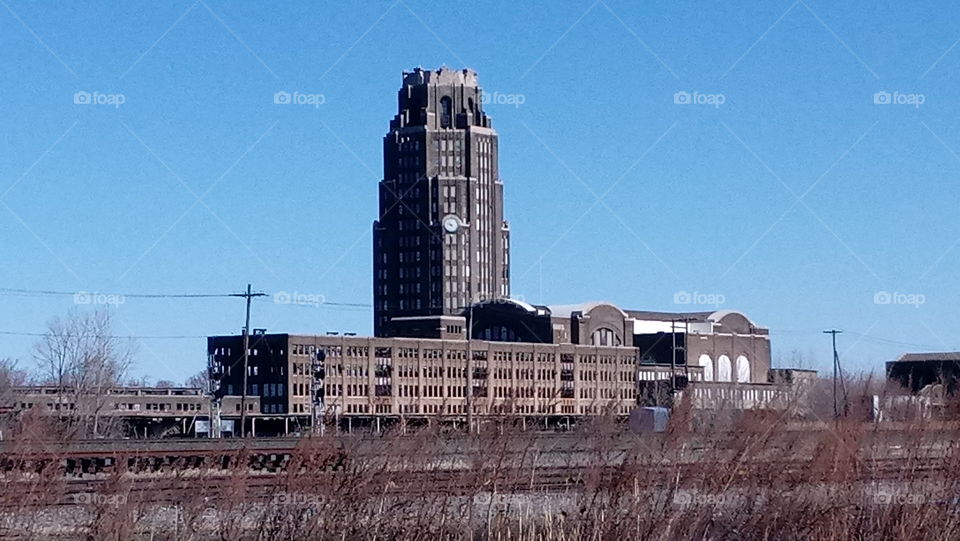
left=207, top=333, right=700, bottom=420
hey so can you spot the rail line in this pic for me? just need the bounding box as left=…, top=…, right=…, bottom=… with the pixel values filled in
left=0, top=456, right=952, bottom=509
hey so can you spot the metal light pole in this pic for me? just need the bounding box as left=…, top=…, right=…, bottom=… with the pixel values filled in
left=311, top=349, right=326, bottom=436
left=207, top=352, right=222, bottom=439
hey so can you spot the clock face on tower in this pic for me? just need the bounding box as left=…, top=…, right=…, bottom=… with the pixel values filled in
left=442, top=214, right=461, bottom=233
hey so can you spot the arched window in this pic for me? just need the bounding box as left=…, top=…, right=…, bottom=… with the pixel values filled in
left=440, top=96, right=452, bottom=128
left=736, top=355, right=750, bottom=383
left=698, top=354, right=713, bottom=382
left=717, top=355, right=732, bottom=382
left=590, top=327, right=621, bottom=346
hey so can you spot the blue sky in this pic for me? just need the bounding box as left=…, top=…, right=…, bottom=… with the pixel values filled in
left=1, top=0, right=958, bottom=382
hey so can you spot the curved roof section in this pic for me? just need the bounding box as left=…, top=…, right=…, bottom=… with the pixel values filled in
left=549, top=301, right=627, bottom=318
left=544, top=303, right=767, bottom=331
left=470, top=297, right=543, bottom=314
left=708, top=309, right=745, bottom=321
left=625, top=310, right=713, bottom=322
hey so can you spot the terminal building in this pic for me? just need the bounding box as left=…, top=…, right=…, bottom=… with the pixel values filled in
left=205, top=302, right=773, bottom=432
left=203, top=68, right=780, bottom=435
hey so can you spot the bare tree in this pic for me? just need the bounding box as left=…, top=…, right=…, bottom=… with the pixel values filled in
left=0, top=357, right=28, bottom=392
left=0, top=358, right=29, bottom=438
left=154, top=379, right=176, bottom=388
left=184, top=370, right=208, bottom=391
left=33, top=310, right=135, bottom=438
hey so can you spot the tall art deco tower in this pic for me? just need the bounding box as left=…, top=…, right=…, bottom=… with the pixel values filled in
left=373, top=68, right=510, bottom=337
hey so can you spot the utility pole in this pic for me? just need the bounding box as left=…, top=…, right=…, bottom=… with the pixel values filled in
left=311, top=349, right=326, bottom=436
left=465, top=210, right=474, bottom=435
left=466, top=300, right=473, bottom=435
left=232, top=284, right=266, bottom=437
left=671, top=317, right=697, bottom=391
left=671, top=319, right=678, bottom=392
left=823, top=329, right=843, bottom=419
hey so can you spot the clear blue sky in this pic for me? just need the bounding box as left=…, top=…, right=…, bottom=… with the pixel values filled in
left=1, top=0, right=958, bottom=382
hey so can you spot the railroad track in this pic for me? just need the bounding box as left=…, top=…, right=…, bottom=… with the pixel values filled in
left=0, top=457, right=951, bottom=509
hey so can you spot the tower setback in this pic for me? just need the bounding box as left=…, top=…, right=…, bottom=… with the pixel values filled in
left=373, top=67, right=511, bottom=337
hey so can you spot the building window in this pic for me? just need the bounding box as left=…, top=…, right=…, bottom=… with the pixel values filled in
left=590, top=328, right=620, bottom=347
left=440, top=96, right=452, bottom=128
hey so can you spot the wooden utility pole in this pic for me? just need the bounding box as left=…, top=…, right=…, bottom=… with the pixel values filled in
left=823, top=329, right=844, bottom=419
left=233, top=284, right=266, bottom=437
left=467, top=296, right=477, bottom=434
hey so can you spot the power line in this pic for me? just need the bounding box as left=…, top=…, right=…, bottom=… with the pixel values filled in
left=253, top=298, right=371, bottom=310
left=0, top=330, right=209, bottom=339
left=770, top=327, right=955, bottom=351
left=0, top=287, right=235, bottom=299
left=0, top=287, right=372, bottom=308
left=844, top=331, right=956, bottom=351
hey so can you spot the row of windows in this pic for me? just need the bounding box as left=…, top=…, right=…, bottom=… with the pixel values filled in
left=435, top=138, right=463, bottom=152
left=245, top=365, right=286, bottom=377
left=313, top=348, right=639, bottom=367
left=315, top=346, right=369, bottom=359
left=325, top=384, right=367, bottom=397
left=323, top=382, right=633, bottom=399
left=390, top=403, right=574, bottom=415
left=397, top=136, right=420, bottom=152
left=398, top=235, right=423, bottom=248
left=579, top=388, right=632, bottom=400
left=248, top=383, right=286, bottom=397
left=17, top=401, right=209, bottom=413
left=262, top=403, right=286, bottom=414
left=397, top=155, right=421, bottom=168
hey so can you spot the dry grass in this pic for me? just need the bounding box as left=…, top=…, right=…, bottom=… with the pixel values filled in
left=1, top=395, right=959, bottom=540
